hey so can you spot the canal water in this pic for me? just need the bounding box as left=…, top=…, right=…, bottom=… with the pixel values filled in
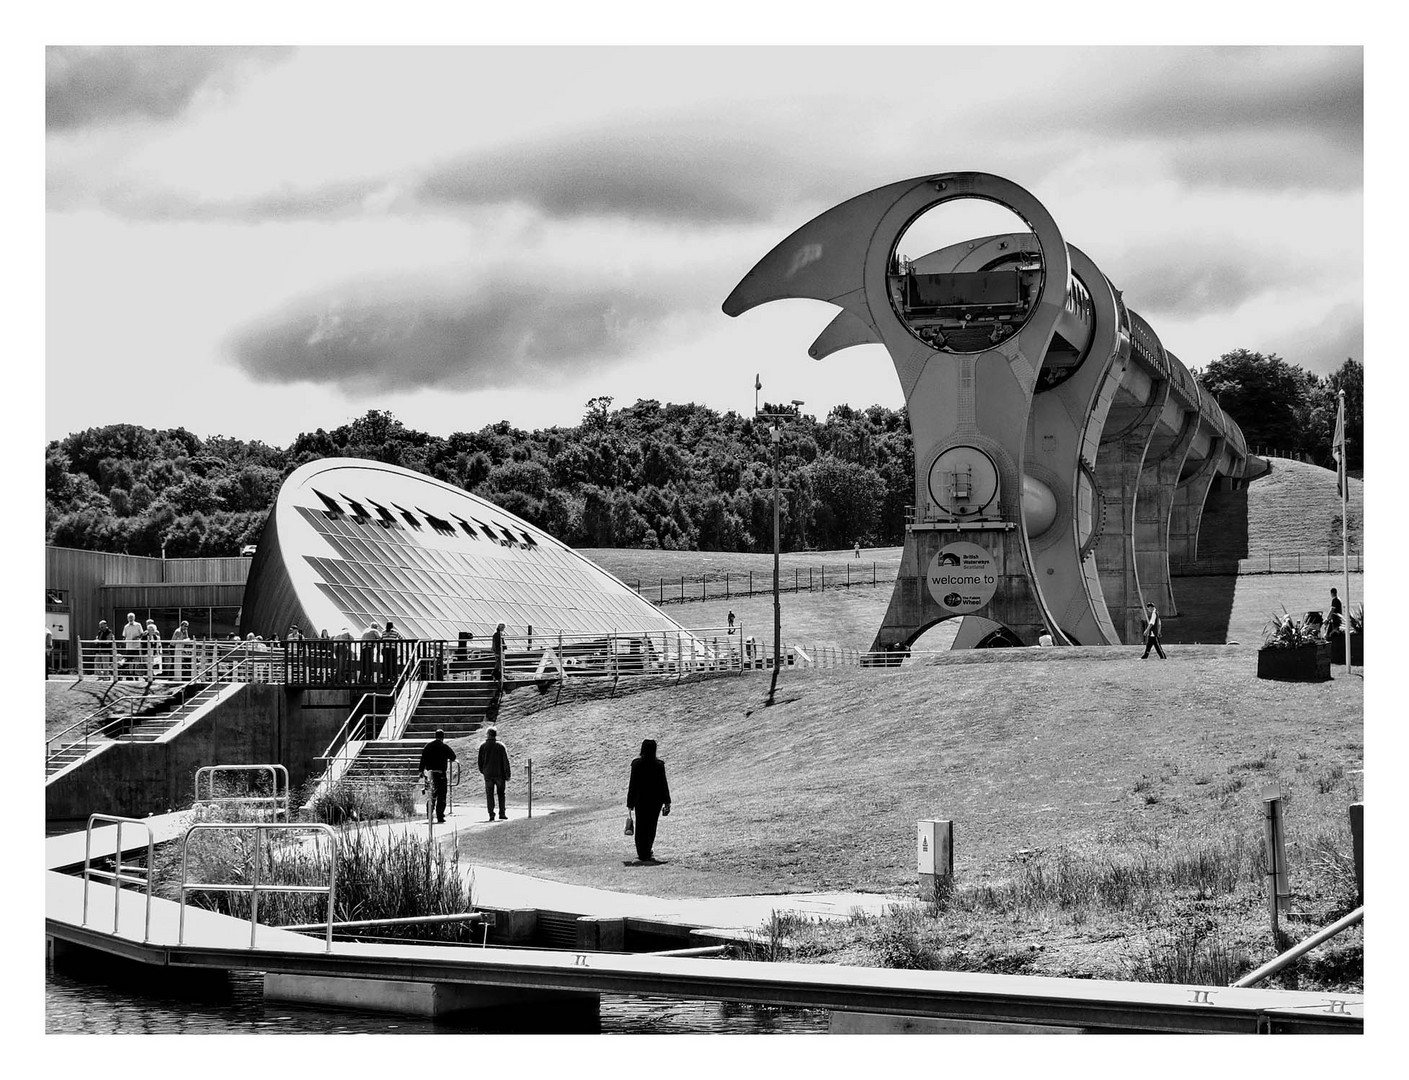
left=46, top=961, right=831, bottom=1034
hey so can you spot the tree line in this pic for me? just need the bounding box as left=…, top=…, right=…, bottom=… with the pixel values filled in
left=45, top=399, right=914, bottom=559
left=45, top=352, right=1361, bottom=560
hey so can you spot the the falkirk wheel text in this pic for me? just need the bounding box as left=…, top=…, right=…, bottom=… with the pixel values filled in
left=723, top=172, right=1248, bottom=651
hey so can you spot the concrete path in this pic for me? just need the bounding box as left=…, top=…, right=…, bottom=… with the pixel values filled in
left=48, top=804, right=912, bottom=937
left=328, top=802, right=911, bottom=932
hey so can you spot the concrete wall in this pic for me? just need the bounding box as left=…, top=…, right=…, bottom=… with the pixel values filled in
left=46, top=685, right=352, bottom=821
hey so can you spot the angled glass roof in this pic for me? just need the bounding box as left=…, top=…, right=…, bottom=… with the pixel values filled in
left=260, top=460, right=691, bottom=643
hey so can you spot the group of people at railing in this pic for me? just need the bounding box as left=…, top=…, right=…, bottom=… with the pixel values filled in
left=79, top=615, right=763, bottom=687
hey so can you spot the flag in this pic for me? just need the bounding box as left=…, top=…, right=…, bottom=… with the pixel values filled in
left=1331, top=392, right=1346, bottom=499
left=755, top=373, right=762, bottom=392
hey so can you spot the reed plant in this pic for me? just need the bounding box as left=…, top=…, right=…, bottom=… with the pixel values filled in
left=306, top=777, right=418, bottom=825
left=152, top=818, right=477, bottom=942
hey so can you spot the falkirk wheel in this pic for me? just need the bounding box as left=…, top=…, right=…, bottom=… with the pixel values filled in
left=723, top=172, right=1248, bottom=651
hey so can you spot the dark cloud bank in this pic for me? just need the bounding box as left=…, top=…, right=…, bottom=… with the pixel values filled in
left=228, top=275, right=702, bottom=394
left=46, top=46, right=292, bottom=131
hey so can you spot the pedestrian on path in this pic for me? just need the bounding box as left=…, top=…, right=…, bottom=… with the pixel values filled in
left=1141, top=602, right=1167, bottom=660
left=478, top=726, right=511, bottom=821
left=626, top=738, right=671, bottom=864
left=418, top=728, right=456, bottom=824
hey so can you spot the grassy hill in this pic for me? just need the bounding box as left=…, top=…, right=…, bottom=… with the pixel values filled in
left=1244, top=457, right=1363, bottom=555
left=462, top=646, right=1362, bottom=984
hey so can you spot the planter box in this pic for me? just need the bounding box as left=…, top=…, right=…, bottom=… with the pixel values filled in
left=1329, top=631, right=1363, bottom=666
left=1257, top=643, right=1332, bottom=682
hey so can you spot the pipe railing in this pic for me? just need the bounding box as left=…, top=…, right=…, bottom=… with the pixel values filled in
left=48, top=641, right=253, bottom=771
left=1231, top=906, right=1364, bottom=988
left=193, top=764, right=291, bottom=821
left=178, top=821, right=338, bottom=953
left=82, top=814, right=156, bottom=944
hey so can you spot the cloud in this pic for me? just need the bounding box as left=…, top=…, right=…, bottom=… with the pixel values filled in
left=1271, top=301, right=1364, bottom=375
left=226, top=268, right=715, bottom=394
left=1115, top=253, right=1282, bottom=318
left=415, top=117, right=858, bottom=226
left=46, top=46, right=292, bottom=132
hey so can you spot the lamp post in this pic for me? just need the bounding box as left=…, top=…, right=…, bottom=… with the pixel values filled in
left=756, top=390, right=804, bottom=705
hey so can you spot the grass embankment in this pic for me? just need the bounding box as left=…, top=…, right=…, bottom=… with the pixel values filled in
left=459, top=649, right=1362, bottom=987
left=44, top=678, right=183, bottom=743
left=1247, top=458, right=1363, bottom=555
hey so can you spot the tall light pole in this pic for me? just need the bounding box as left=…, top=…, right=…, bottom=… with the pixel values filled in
left=756, top=390, right=803, bottom=705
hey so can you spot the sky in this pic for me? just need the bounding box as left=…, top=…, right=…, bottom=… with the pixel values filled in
left=42, top=41, right=1365, bottom=446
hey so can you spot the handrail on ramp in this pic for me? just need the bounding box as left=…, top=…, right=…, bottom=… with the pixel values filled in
left=178, top=821, right=339, bottom=953
left=82, top=814, right=156, bottom=944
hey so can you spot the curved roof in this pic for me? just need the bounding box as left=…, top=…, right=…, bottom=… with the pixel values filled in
left=240, top=458, right=691, bottom=642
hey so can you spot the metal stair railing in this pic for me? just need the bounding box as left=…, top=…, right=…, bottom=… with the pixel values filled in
left=379, top=654, right=432, bottom=742
left=194, top=764, right=291, bottom=821
left=308, top=653, right=433, bottom=801
left=178, top=822, right=338, bottom=952
left=82, top=814, right=156, bottom=944
left=47, top=642, right=256, bottom=773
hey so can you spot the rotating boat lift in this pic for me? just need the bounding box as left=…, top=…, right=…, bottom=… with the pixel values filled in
left=723, top=172, right=1247, bottom=650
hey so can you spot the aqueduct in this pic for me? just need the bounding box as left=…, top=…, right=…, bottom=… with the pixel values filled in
left=724, top=172, right=1247, bottom=649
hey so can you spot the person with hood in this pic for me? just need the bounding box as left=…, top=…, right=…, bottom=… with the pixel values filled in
left=477, top=726, right=511, bottom=821
left=626, top=739, right=672, bottom=863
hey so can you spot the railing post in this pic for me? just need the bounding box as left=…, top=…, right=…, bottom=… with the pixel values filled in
left=249, top=828, right=262, bottom=949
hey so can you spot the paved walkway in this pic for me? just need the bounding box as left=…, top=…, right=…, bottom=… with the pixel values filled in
left=48, top=805, right=911, bottom=936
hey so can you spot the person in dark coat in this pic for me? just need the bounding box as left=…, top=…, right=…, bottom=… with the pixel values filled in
left=626, top=738, right=671, bottom=863
left=477, top=726, right=511, bottom=821
left=418, top=729, right=456, bottom=824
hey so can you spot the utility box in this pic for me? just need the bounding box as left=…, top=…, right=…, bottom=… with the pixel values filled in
left=917, top=819, right=954, bottom=902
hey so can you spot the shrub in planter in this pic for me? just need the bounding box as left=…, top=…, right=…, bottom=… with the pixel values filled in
left=1258, top=609, right=1332, bottom=682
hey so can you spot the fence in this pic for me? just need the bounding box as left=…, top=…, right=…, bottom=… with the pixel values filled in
left=1172, top=553, right=1364, bottom=577
left=75, top=629, right=757, bottom=689
left=630, top=561, right=891, bottom=605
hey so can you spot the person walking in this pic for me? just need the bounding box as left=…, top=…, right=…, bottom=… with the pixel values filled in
left=626, top=738, right=672, bottom=864
left=477, top=726, right=511, bottom=821
left=417, top=729, right=457, bottom=824
left=1141, top=602, right=1167, bottom=659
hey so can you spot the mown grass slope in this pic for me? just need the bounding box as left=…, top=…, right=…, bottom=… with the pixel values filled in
left=464, top=648, right=1361, bottom=899
left=1246, top=457, right=1363, bottom=555
left=459, top=649, right=1362, bottom=984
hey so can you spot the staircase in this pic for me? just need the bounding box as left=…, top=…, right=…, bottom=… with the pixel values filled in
left=120, top=683, right=227, bottom=742
left=331, top=681, right=498, bottom=789
left=45, top=682, right=220, bottom=778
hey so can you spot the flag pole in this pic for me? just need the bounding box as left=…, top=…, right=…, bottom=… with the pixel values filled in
left=1340, top=389, right=1351, bottom=675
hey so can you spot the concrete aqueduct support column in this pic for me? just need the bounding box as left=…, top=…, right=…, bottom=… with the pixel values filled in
left=1170, top=433, right=1225, bottom=570
left=1134, top=355, right=1201, bottom=618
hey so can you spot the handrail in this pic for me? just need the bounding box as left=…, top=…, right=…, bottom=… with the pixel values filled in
left=82, top=814, right=155, bottom=944
left=194, top=764, right=290, bottom=820
left=178, top=821, right=338, bottom=953
left=48, top=641, right=253, bottom=769
left=1231, top=906, right=1364, bottom=988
